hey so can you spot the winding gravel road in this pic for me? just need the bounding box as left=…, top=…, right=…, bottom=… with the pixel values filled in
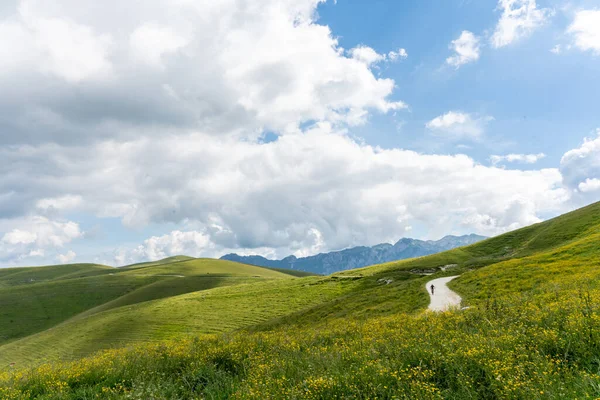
left=426, top=276, right=462, bottom=311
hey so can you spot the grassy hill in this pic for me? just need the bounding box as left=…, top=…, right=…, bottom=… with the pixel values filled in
left=0, top=263, right=113, bottom=287
left=0, top=258, right=298, bottom=348
left=1, top=202, right=600, bottom=399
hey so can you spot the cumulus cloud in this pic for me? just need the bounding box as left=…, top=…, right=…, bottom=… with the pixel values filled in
left=579, top=178, right=600, bottom=193
left=388, top=48, right=408, bottom=61
left=100, top=230, right=223, bottom=266
left=462, top=197, right=543, bottom=233
left=1, top=216, right=81, bottom=247
left=1, top=125, right=571, bottom=267
left=132, top=231, right=211, bottom=262
left=349, top=46, right=408, bottom=66
left=0, top=0, right=406, bottom=147
left=129, top=23, right=188, bottom=67
left=0, top=216, right=82, bottom=265
left=560, top=129, right=600, bottom=195
left=349, top=46, right=387, bottom=66
left=0, top=1, right=114, bottom=83
left=110, top=230, right=283, bottom=266
left=36, top=195, right=83, bottom=212
left=490, top=153, right=546, bottom=165
left=491, top=0, right=553, bottom=48
left=2, top=229, right=37, bottom=245
left=446, top=31, right=480, bottom=68
left=567, top=10, right=600, bottom=55
left=425, top=111, right=494, bottom=139
left=0, top=0, right=596, bottom=267
left=57, top=250, right=76, bottom=264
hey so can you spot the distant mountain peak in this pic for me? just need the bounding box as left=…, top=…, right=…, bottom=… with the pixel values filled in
left=221, top=234, right=486, bottom=275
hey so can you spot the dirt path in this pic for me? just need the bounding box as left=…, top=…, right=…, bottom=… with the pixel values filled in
left=426, top=276, right=462, bottom=311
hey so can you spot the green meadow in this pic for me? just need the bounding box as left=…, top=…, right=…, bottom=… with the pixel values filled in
left=1, top=202, right=600, bottom=399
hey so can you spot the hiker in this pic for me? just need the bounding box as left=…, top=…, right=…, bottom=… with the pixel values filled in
left=430, top=284, right=435, bottom=295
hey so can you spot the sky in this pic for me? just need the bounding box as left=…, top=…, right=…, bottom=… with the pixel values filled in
left=1, top=0, right=600, bottom=267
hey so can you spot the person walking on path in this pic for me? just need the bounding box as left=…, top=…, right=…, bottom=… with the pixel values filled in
left=426, top=276, right=462, bottom=311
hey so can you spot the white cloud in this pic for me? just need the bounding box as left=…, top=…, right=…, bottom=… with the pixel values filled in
left=0, top=0, right=406, bottom=147
left=0, top=0, right=114, bottom=83
left=567, top=9, right=600, bottom=54
left=1, top=126, right=571, bottom=267
left=0, top=216, right=83, bottom=265
left=111, top=230, right=281, bottom=266
left=1, top=216, right=81, bottom=247
left=349, top=46, right=386, bottom=66
left=2, top=229, right=37, bottom=245
left=57, top=250, right=76, bottom=264
left=560, top=128, right=600, bottom=194
left=0, top=0, right=595, bottom=267
left=446, top=31, right=480, bottom=68
left=36, top=195, right=83, bottom=211
left=425, top=111, right=494, bottom=139
left=579, top=178, right=600, bottom=193
left=349, top=46, right=408, bottom=66
left=292, top=228, right=325, bottom=258
left=28, top=249, right=45, bottom=257
left=490, top=153, right=546, bottom=165
left=388, top=48, right=408, bottom=61
left=550, top=44, right=561, bottom=54
left=491, top=0, right=553, bottom=48
left=132, top=231, right=211, bottom=262
left=129, top=23, right=188, bottom=67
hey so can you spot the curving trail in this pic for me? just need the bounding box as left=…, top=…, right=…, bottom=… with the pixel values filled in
left=426, top=276, right=462, bottom=311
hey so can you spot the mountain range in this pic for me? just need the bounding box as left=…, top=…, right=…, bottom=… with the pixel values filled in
left=220, top=234, right=487, bottom=274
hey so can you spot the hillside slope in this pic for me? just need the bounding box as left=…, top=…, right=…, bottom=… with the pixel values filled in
left=0, top=258, right=295, bottom=348
left=3, top=202, right=600, bottom=367
left=0, top=263, right=113, bottom=287
left=1, top=202, right=600, bottom=399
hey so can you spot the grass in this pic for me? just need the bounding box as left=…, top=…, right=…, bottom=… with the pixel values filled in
left=2, top=280, right=599, bottom=399
left=1, top=201, right=600, bottom=398
left=116, top=258, right=295, bottom=278
left=118, top=255, right=196, bottom=269
left=0, top=276, right=358, bottom=366
left=0, top=263, right=113, bottom=287
left=0, top=274, right=159, bottom=345
left=260, top=267, right=320, bottom=277
left=451, top=230, right=600, bottom=302
left=0, top=258, right=297, bottom=349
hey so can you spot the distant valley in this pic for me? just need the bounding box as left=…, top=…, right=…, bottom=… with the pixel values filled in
left=221, top=234, right=486, bottom=274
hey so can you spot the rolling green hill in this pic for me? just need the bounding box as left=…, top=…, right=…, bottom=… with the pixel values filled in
left=0, top=263, right=113, bottom=287
left=0, top=256, right=428, bottom=366
left=0, top=277, right=357, bottom=365
left=0, top=258, right=297, bottom=348
left=119, top=255, right=196, bottom=269
left=1, top=201, right=600, bottom=399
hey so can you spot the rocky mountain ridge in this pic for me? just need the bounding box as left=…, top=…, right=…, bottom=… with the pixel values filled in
left=221, top=234, right=487, bottom=274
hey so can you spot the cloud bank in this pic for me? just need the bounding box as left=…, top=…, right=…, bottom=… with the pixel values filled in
left=0, top=0, right=598, bottom=267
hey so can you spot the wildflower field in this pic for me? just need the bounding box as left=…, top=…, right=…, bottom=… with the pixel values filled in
left=1, top=202, right=600, bottom=399
left=2, top=282, right=599, bottom=399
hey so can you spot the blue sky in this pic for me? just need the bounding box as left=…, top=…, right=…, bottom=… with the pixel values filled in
left=1, top=0, right=599, bottom=267
left=319, top=0, right=600, bottom=166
